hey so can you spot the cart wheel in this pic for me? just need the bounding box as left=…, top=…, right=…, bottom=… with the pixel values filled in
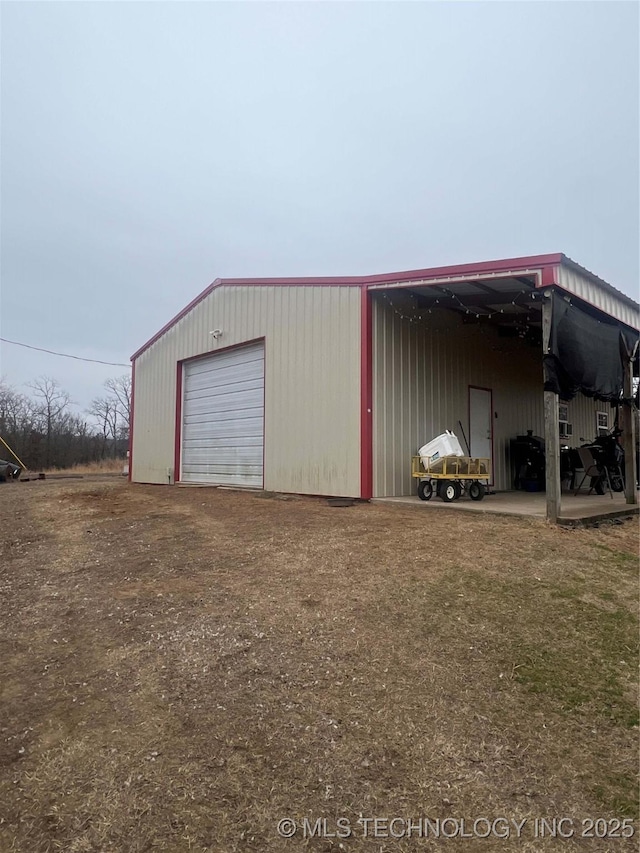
left=469, top=481, right=485, bottom=501
left=440, top=480, right=458, bottom=502
left=417, top=480, right=433, bottom=501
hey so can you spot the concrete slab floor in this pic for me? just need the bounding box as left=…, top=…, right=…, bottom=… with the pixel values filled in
left=375, top=488, right=640, bottom=524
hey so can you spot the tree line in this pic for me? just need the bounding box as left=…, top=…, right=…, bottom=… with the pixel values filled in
left=0, top=374, right=131, bottom=471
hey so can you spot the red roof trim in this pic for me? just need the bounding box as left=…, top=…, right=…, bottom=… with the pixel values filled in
left=214, top=254, right=565, bottom=289
left=131, top=253, right=636, bottom=360
left=362, top=253, right=564, bottom=285
left=131, top=279, right=223, bottom=361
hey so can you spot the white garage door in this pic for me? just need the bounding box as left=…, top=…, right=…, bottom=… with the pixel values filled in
left=181, top=342, right=264, bottom=487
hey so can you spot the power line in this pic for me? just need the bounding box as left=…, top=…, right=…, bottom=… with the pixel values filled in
left=0, top=337, right=130, bottom=367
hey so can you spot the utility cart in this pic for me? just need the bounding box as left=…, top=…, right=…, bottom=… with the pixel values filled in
left=411, top=455, right=491, bottom=502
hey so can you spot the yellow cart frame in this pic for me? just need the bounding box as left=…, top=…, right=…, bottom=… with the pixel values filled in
left=411, top=455, right=491, bottom=502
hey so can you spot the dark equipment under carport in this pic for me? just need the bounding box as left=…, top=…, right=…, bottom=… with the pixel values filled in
left=0, top=460, right=22, bottom=482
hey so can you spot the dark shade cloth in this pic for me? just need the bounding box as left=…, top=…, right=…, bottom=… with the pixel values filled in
left=543, top=291, right=639, bottom=403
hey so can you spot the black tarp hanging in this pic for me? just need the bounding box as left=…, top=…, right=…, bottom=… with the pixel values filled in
left=543, top=291, right=639, bottom=403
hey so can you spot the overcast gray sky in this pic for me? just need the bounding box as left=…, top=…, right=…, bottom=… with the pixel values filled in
left=1, top=1, right=638, bottom=412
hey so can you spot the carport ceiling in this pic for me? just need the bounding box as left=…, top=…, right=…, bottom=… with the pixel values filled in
left=404, top=275, right=542, bottom=326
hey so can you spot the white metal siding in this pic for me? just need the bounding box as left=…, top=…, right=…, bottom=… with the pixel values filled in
left=181, top=343, right=264, bottom=487
left=557, top=265, right=639, bottom=331
left=131, top=286, right=361, bottom=496
left=372, top=295, right=612, bottom=496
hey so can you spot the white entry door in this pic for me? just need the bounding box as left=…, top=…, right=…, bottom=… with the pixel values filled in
left=469, top=387, right=493, bottom=480
left=181, top=342, right=265, bottom=487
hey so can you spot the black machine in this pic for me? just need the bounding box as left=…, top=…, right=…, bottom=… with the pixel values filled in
left=510, top=431, right=546, bottom=491
left=511, top=426, right=626, bottom=495
left=573, top=427, right=625, bottom=494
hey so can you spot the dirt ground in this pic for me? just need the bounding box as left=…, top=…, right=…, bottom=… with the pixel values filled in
left=0, top=477, right=638, bottom=852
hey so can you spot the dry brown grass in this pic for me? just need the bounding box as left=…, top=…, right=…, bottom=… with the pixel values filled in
left=38, top=459, right=125, bottom=476
left=0, top=478, right=637, bottom=852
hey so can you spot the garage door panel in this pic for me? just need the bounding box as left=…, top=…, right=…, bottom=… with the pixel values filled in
left=186, top=459, right=262, bottom=470
left=179, top=424, right=262, bottom=448
left=189, top=373, right=262, bottom=399
left=184, top=407, right=262, bottom=424
left=185, top=470, right=262, bottom=487
left=183, top=428, right=262, bottom=444
left=181, top=424, right=264, bottom=441
left=183, top=411, right=263, bottom=430
left=184, top=390, right=263, bottom=415
left=184, top=398, right=263, bottom=416
left=187, top=350, right=263, bottom=376
left=184, top=410, right=262, bottom=429
left=183, top=449, right=263, bottom=465
left=185, top=369, right=262, bottom=392
left=185, top=388, right=258, bottom=409
left=185, top=449, right=262, bottom=460
left=184, top=459, right=263, bottom=472
left=181, top=342, right=264, bottom=486
left=188, top=352, right=263, bottom=373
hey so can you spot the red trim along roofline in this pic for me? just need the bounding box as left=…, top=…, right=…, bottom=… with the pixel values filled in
left=131, top=278, right=223, bottom=361
left=130, top=253, right=638, bottom=361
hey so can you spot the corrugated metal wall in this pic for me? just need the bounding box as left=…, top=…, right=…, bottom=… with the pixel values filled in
left=557, top=266, right=639, bottom=330
left=132, top=285, right=361, bottom=496
left=372, top=294, right=610, bottom=496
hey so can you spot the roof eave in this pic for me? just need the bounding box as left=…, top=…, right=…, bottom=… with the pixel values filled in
left=558, top=254, right=639, bottom=311
left=130, top=253, right=637, bottom=361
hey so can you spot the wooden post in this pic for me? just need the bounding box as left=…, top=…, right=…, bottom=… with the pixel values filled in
left=542, top=292, right=561, bottom=523
left=621, top=358, right=637, bottom=505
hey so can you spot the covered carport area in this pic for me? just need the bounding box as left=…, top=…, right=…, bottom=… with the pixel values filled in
left=364, top=254, right=639, bottom=523
left=379, top=488, right=637, bottom=526
left=541, top=282, right=638, bottom=521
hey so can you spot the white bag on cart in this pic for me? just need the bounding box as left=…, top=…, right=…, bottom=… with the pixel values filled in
left=419, top=430, right=464, bottom=473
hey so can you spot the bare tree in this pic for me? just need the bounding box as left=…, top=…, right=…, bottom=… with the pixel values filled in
left=1, top=374, right=132, bottom=471
left=104, top=374, right=131, bottom=442
left=88, top=397, right=119, bottom=459
left=28, top=377, right=72, bottom=468
left=0, top=379, right=28, bottom=435
left=0, top=378, right=33, bottom=465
